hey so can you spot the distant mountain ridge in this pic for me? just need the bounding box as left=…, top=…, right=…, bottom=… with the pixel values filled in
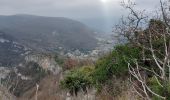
left=0, top=14, right=98, bottom=52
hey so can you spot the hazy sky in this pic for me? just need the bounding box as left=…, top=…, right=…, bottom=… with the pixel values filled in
left=0, top=0, right=160, bottom=32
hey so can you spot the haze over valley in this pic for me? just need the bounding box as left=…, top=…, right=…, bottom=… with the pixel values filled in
left=0, top=14, right=115, bottom=99
left=0, top=0, right=165, bottom=100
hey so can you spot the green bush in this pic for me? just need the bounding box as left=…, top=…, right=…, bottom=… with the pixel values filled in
left=92, top=44, right=141, bottom=85
left=147, top=77, right=164, bottom=100
left=60, top=66, right=94, bottom=96
left=54, top=54, right=64, bottom=66
left=147, top=76, right=170, bottom=100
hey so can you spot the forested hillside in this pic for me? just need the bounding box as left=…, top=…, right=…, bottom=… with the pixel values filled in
left=0, top=15, right=98, bottom=52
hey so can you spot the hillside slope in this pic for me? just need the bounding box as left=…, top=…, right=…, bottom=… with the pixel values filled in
left=0, top=15, right=98, bottom=52
left=0, top=32, right=31, bottom=66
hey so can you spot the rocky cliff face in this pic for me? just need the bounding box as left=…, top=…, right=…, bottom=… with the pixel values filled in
left=25, top=54, right=62, bottom=75
left=0, top=51, right=63, bottom=98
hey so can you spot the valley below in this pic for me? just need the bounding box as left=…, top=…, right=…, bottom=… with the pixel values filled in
left=0, top=15, right=116, bottom=100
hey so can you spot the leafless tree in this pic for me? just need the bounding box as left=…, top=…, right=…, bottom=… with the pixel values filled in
left=115, top=0, right=170, bottom=99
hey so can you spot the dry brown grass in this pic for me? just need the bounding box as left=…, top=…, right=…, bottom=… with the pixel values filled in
left=17, top=74, right=141, bottom=100
left=95, top=88, right=141, bottom=100
left=115, top=89, right=142, bottom=100
left=18, top=74, right=65, bottom=100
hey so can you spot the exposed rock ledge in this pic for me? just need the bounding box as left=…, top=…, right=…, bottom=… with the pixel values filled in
left=25, top=54, right=62, bottom=75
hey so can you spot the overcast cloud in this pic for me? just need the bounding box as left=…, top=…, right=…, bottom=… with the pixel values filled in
left=0, top=0, right=160, bottom=32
